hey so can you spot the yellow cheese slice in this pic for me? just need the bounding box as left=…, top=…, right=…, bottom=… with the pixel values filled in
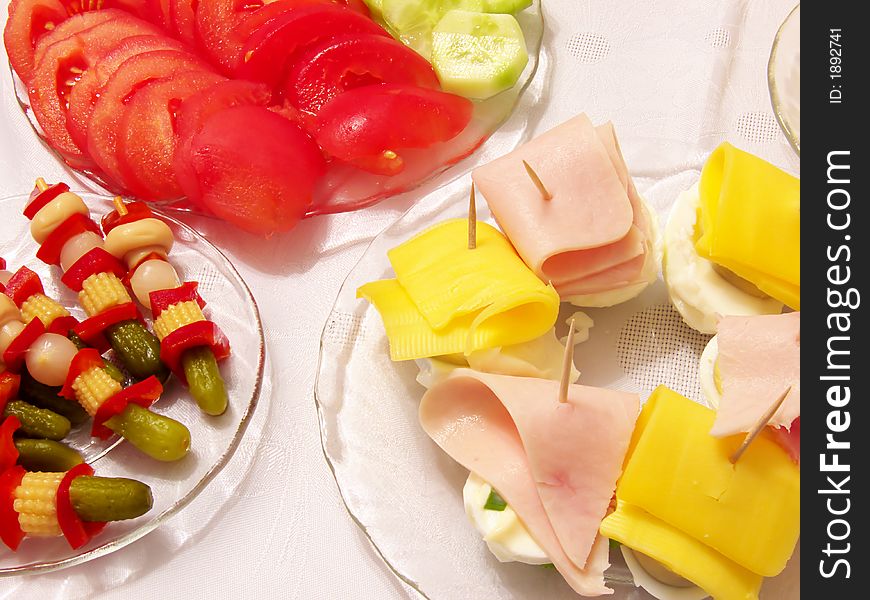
left=694, top=143, right=800, bottom=309
left=602, top=500, right=763, bottom=600
left=618, top=386, right=800, bottom=577
left=358, top=220, right=560, bottom=361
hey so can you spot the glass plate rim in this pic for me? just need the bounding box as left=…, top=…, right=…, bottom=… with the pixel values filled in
left=0, top=192, right=266, bottom=577
left=767, top=3, right=800, bottom=156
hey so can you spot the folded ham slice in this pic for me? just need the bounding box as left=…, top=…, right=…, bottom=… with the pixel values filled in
left=471, top=114, right=655, bottom=298
left=710, top=312, right=800, bottom=437
left=419, top=369, right=639, bottom=596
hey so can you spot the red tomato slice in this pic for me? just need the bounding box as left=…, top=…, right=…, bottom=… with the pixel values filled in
left=118, top=70, right=227, bottom=201
left=67, top=34, right=186, bottom=151
left=174, top=79, right=273, bottom=206
left=169, top=0, right=199, bottom=45
left=86, top=49, right=213, bottom=190
left=4, top=0, right=69, bottom=83
left=234, top=3, right=388, bottom=90
left=28, top=11, right=163, bottom=169
left=184, top=105, right=326, bottom=234
left=283, top=34, right=439, bottom=118
left=315, top=83, right=472, bottom=176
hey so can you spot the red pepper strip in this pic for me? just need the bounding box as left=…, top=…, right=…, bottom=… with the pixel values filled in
left=0, top=416, right=20, bottom=472
left=3, top=266, right=45, bottom=307
left=61, top=247, right=127, bottom=292
left=92, top=376, right=162, bottom=439
left=101, top=201, right=153, bottom=234
left=36, top=213, right=102, bottom=266
left=2, top=318, right=45, bottom=372
left=160, top=321, right=230, bottom=384
left=0, top=258, right=5, bottom=269
left=149, top=282, right=205, bottom=319
left=24, top=182, right=70, bottom=220
left=59, top=348, right=105, bottom=400
left=123, top=252, right=168, bottom=287
left=48, top=314, right=80, bottom=336
left=0, top=465, right=26, bottom=550
left=0, top=371, right=21, bottom=414
left=72, top=302, right=141, bottom=351
left=57, top=463, right=106, bottom=549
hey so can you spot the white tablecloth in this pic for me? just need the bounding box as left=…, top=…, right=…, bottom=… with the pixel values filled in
left=1, top=1, right=798, bottom=598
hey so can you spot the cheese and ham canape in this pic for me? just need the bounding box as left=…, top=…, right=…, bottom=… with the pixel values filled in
left=472, top=114, right=659, bottom=307
left=664, top=143, right=799, bottom=333
left=601, top=386, right=800, bottom=600
left=358, top=220, right=560, bottom=361
left=420, top=369, right=640, bottom=596
left=700, top=312, right=800, bottom=463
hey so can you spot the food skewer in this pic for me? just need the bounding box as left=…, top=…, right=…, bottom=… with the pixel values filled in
left=467, top=184, right=477, bottom=250
left=729, top=386, right=792, bottom=464
left=522, top=160, right=552, bottom=201
left=557, top=318, right=576, bottom=404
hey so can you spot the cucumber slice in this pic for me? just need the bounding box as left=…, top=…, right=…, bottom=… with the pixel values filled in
left=432, top=10, right=528, bottom=99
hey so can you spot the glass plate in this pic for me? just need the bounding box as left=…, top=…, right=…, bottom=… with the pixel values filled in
left=768, top=4, right=800, bottom=155
left=10, top=2, right=545, bottom=219
left=0, top=193, right=265, bottom=576
left=315, top=180, right=801, bottom=599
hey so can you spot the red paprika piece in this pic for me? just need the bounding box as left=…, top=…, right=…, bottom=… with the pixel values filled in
left=59, top=348, right=105, bottom=401
left=2, top=318, right=46, bottom=372
left=92, top=375, right=162, bottom=439
left=124, top=252, right=169, bottom=285
left=61, top=247, right=127, bottom=292
left=160, top=321, right=230, bottom=383
left=0, top=416, right=21, bottom=472
left=149, top=281, right=205, bottom=318
left=3, top=266, right=45, bottom=307
left=100, top=201, right=153, bottom=234
left=47, top=314, right=80, bottom=336
left=57, top=463, right=106, bottom=549
left=73, top=302, right=141, bottom=350
left=36, top=213, right=102, bottom=266
left=0, top=465, right=26, bottom=550
left=24, top=182, right=70, bottom=220
left=0, top=371, right=21, bottom=413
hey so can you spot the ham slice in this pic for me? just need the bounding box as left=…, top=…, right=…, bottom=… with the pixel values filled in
left=710, top=312, right=800, bottom=437
left=472, top=114, right=655, bottom=298
left=419, top=369, right=639, bottom=596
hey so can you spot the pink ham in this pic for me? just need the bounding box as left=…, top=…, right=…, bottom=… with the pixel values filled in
left=472, top=114, right=654, bottom=298
left=419, top=369, right=639, bottom=596
left=710, top=312, right=800, bottom=437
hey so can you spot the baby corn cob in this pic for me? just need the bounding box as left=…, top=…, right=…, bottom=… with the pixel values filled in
left=71, top=366, right=123, bottom=417
left=79, top=272, right=131, bottom=317
left=20, top=293, right=70, bottom=327
left=13, top=472, right=64, bottom=537
left=153, top=301, right=205, bottom=340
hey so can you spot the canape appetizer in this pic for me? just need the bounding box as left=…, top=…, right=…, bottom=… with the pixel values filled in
left=664, top=143, right=799, bottom=333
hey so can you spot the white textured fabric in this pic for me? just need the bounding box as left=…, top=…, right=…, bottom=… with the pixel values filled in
left=0, top=1, right=798, bottom=598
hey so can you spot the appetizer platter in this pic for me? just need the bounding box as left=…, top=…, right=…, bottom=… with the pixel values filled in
left=316, top=115, right=800, bottom=599
left=5, top=0, right=544, bottom=234
left=0, top=185, right=264, bottom=574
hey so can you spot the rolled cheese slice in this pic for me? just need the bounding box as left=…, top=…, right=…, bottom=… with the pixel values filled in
left=358, top=220, right=559, bottom=361
left=472, top=114, right=657, bottom=303
left=695, top=143, right=800, bottom=309
left=104, top=218, right=174, bottom=263
left=30, top=191, right=89, bottom=244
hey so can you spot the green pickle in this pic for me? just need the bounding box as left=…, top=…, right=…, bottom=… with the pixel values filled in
left=18, top=371, right=89, bottom=426
left=68, top=332, right=128, bottom=383
left=69, top=476, right=153, bottom=522
left=106, top=320, right=170, bottom=382
left=105, top=403, right=190, bottom=462
left=3, top=399, right=71, bottom=440
left=182, top=347, right=228, bottom=416
left=14, top=438, right=83, bottom=471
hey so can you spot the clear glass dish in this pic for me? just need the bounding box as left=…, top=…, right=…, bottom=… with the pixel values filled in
left=0, top=193, right=265, bottom=576
left=314, top=179, right=801, bottom=599
left=10, top=1, right=545, bottom=219
left=768, top=4, right=800, bottom=155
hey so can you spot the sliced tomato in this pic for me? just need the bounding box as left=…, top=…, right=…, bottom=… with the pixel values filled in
left=315, top=83, right=472, bottom=176
left=146, top=0, right=172, bottom=27
left=169, top=0, right=199, bottom=45
left=67, top=34, right=186, bottom=151
left=183, top=105, right=326, bottom=234
left=86, top=49, right=212, bottom=191
left=174, top=79, right=272, bottom=206
left=234, top=3, right=387, bottom=90
left=118, top=70, right=227, bottom=201
left=283, top=33, right=438, bottom=119
left=4, top=0, right=69, bottom=83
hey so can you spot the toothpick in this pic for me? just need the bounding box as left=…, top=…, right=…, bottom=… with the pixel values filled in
left=113, top=196, right=128, bottom=216
left=729, top=386, right=792, bottom=464
left=467, top=184, right=477, bottom=250
left=522, top=160, right=552, bottom=201
left=35, top=178, right=48, bottom=192
left=557, top=318, right=577, bottom=404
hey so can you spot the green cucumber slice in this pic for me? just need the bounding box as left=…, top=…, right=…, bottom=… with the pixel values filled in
left=432, top=10, right=528, bottom=99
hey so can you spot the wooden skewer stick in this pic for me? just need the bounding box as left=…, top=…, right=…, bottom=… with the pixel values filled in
left=729, top=385, right=792, bottom=464
left=35, top=178, right=49, bottom=192
left=113, top=196, right=128, bottom=216
left=468, top=184, right=477, bottom=250
left=557, top=318, right=577, bottom=404
left=522, top=160, right=552, bottom=201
